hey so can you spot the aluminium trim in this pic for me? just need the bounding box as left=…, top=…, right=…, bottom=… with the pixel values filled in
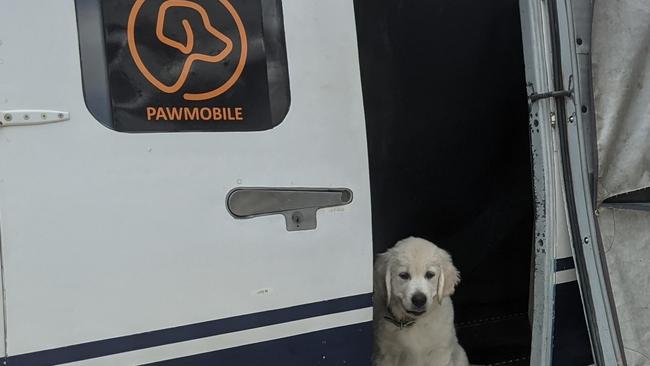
left=519, top=0, right=559, bottom=363
left=552, top=0, right=626, bottom=363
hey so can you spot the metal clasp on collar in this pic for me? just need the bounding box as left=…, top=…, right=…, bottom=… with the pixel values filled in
left=383, top=308, right=416, bottom=329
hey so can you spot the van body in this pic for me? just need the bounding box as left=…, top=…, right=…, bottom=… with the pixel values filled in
left=1, top=0, right=648, bottom=365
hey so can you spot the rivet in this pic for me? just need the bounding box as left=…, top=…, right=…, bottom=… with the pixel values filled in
left=550, top=112, right=557, bottom=127
left=3, top=113, right=12, bottom=122
left=23, top=114, right=30, bottom=120
left=584, top=237, right=590, bottom=244
left=58, top=113, right=64, bottom=119
left=41, top=113, right=47, bottom=120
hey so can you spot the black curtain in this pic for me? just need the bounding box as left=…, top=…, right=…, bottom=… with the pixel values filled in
left=354, top=0, right=534, bottom=364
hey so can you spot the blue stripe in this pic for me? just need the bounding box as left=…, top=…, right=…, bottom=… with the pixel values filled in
left=7, top=293, right=372, bottom=366
left=555, top=257, right=575, bottom=271
left=552, top=282, right=593, bottom=365
left=143, top=321, right=373, bottom=366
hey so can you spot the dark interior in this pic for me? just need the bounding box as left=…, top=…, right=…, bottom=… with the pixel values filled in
left=354, top=1, right=534, bottom=364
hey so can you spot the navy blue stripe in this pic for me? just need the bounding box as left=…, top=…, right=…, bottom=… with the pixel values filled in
left=555, top=257, right=575, bottom=271
left=7, top=293, right=372, bottom=366
left=143, top=321, right=373, bottom=366
left=552, top=281, right=593, bottom=365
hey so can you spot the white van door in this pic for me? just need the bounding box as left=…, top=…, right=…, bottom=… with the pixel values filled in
left=0, top=1, right=373, bottom=365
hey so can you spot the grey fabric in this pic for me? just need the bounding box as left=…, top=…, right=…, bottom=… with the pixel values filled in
left=592, top=0, right=650, bottom=203
left=599, top=208, right=650, bottom=365
left=593, top=2, right=650, bottom=363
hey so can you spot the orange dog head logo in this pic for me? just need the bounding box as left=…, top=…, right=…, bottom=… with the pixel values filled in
left=127, top=0, right=247, bottom=101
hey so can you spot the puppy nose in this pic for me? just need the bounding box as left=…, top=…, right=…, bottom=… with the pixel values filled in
left=411, top=293, right=427, bottom=308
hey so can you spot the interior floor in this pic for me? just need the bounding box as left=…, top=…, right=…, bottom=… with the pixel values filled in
left=354, top=0, right=534, bottom=364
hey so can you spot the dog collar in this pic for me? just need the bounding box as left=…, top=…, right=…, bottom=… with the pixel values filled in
left=383, top=307, right=416, bottom=329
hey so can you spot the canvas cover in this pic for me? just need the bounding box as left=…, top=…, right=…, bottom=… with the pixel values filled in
left=598, top=208, right=650, bottom=366
left=593, top=1, right=650, bottom=364
left=593, top=0, right=650, bottom=202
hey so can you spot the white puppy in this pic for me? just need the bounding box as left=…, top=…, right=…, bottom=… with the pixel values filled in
left=373, top=237, right=469, bottom=366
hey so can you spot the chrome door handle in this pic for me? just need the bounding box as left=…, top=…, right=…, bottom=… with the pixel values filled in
left=226, top=188, right=353, bottom=231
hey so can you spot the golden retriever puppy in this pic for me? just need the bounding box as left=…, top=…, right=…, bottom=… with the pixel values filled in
left=373, top=237, right=469, bottom=366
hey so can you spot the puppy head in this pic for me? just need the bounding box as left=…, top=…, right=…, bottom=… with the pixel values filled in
left=375, top=237, right=460, bottom=317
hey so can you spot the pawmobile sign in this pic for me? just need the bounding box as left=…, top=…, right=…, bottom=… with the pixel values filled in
left=101, top=0, right=274, bottom=132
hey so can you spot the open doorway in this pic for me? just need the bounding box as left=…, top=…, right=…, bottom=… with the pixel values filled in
left=354, top=1, right=534, bottom=364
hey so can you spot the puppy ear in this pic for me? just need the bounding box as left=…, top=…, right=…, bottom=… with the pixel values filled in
left=374, top=252, right=392, bottom=306
left=384, top=260, right=392, bottom=305
left=437, top=257, right=460, bottom=304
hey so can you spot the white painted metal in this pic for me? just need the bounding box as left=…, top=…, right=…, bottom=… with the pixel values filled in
left=556, top=269, right=578, bottom=285
left=0, top=0, right=372, bottom=358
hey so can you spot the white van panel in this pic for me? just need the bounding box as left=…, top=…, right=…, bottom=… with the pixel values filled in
left=0, top=0, right=372, bottom=360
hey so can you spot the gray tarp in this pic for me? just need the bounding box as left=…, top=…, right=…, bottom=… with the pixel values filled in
left=593, top=0, right=650, bottom=364
left=599, top=208, right=650, bottom=365
left=593, top=0, right=650, bottom=203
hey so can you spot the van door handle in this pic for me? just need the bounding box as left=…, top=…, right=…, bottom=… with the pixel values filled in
left=226, top=188, right=353, bottom=231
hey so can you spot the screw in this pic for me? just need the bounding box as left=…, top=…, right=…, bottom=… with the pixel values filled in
left=569, top=115, right=575, bottom=123
left=3, top=113, right=12, bottom=122
left=550, top=112, right=557, bottom=127
left=584, top=237, right=590, bottom=244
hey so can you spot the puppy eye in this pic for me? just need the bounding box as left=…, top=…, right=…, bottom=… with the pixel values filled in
left=398, top=272, right=411, bottom=280
left=425, top=271, right=436, bottom=280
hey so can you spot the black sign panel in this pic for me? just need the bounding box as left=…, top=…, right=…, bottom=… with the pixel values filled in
left=95, top=0, right=286, bottom=132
